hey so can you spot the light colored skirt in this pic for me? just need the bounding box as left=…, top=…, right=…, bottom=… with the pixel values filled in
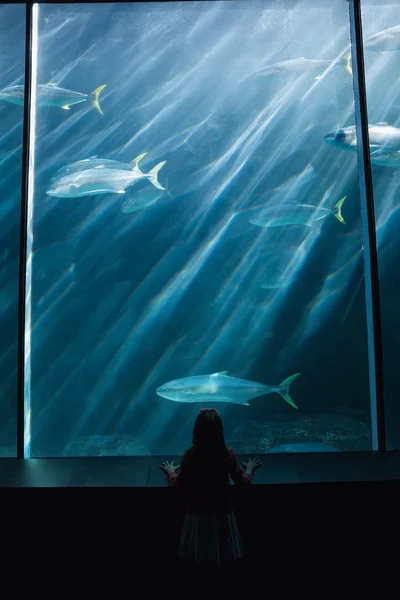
left=178, top=510, right=244, bottom=565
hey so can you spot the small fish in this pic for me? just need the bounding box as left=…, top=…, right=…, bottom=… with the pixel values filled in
left=156, top=371, right=300, bottom=408
left=46, top=153, right=166, bottom=198
left=324, top=123, right=400, bottom=158
left=364, top=25, right=400, bottom=52
left=120, top=188, right=165, bottom=213
left=0, top=82, right=106, bottom=114
left=251, top=54, right=352, bottom=79
left=249, top=197, right=346, bottom=228
left=51, top=156, right=139, bottom=181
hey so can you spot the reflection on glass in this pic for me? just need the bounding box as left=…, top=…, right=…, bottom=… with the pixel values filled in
left=0, top=5, right=26, bottom=457
left=29, top=1, right=372, bottom=458
left=360, top=0, right=400, bottom=450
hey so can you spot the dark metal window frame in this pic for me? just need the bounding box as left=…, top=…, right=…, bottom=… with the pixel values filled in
left=16, top=0, right=386, bottom=458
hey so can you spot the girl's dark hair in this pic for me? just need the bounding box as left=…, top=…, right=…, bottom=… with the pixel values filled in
left=192, top=409, right=227, bottom=457
left=190, top=409, right=231, bottom=497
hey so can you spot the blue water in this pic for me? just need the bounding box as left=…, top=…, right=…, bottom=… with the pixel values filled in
left=3, top=0, right=400, bottom=457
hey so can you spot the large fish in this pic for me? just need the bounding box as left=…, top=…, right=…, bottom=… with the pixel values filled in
left=0, top=82, right=106, bottom=114
left=46, top=154, right=166, bottom=198
left=324, top=123, right=400, bottom=159
left=364, top=25, right=400, bottom=52
left=251, top=54, right=352, bottom=79
left=248, top=197, right=346, bottom=228
left=156, top=371, right=300, bottom=408
left=51, top=154, right=145, bottom=181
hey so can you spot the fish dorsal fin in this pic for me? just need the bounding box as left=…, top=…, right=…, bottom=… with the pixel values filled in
left=46, top=82, right=58, bottom=86
left=377, top=122, right=389, bottom=126
left=211, top=371, right=229, bottom=376
left=131, top=152, right=147, bottom=167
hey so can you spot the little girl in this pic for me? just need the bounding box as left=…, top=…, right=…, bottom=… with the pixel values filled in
left=160, top=407, right=261, bottom=567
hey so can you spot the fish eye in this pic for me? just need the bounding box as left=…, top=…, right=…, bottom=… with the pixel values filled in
left=335, top=129, right=346, bottom=142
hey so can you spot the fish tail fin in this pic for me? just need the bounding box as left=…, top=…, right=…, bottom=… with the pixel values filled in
left=90, top=85, right=107, bottom=115
left=333, top=196, right=346, bottom=224
left=278, top=373, right=300, bottom=409
left=343, top=52, right=352, bottom=76
left=148, top=161, right=167, bottom=190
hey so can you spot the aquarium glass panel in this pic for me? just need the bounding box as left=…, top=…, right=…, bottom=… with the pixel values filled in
left=28, top=1, right=373, bottom=458
left=361, top=0, right=400, bottom=450
left=0, top=4, right=26, bottom=457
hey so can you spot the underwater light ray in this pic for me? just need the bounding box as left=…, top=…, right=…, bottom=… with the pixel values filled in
left=178, top=105, right=288, bottom=240
left=187, top=236, right=272, bottom=368
left=373, top=179, right=400, bottom=249
left=0, top=143, right=23, bottom=167
left=46, top=41, right=99, bottom=86
left=231, top=192, right=355, bottom=368
left=1, top=122, right=24, bottom=147
left=74, top=215, right=237, bottom=432
left=282, top=245, right=363, bottom=362
left=178, top=220, right=307, bottom=374
left=119, top=39, right=176, bottom=84
left=186, top=3, right=228, bottom=42
left=112, top=334, right=187, bottom=430
left=31, top=280, right=75, bottom=332
left=67, top=195, right=120, bottom=238
left=32, top=284, right=135, bottom=426
left=121, top=101, right=185, bottom=147
left=139, top=28, right=238, bottom=108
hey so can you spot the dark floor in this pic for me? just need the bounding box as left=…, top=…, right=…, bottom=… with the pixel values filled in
left=5, top=452, right=399, bottom=592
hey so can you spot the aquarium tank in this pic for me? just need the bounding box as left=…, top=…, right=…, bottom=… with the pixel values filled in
left=0, top=0, right=398, bottom=461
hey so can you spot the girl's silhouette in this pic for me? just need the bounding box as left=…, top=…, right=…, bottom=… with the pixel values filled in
left=160, top=407, right=261, bottom=566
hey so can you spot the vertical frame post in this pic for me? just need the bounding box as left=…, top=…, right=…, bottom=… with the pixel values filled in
left=348, top=0, right=385, bottom=451
left=17, top=2, right=35, bottom=459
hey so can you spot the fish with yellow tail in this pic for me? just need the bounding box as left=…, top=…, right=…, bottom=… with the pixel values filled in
left=156, top=372, right=300, bottom=408
left=251, top=52, right=352, bottom=80
left=46, top=153, right=167, bottom=198
left=0, top=82, right=107, bottom=114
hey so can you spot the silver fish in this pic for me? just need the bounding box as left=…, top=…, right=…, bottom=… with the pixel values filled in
left=51, top=157, right=134, bottom=181
left=46, top=155, right=166, bottom=198
left=249, top=197, right=346, bottom=228
left=0, top=83, right=106, bottom=114
left=252, top=54, right=352, bottom=79
left=364, top=25, right=400, bottom=52
left=156, top=371, right=300, bottom=408
left=324, top=123, right=400, bottom=158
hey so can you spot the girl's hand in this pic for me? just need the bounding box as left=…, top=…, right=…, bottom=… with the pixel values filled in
left=241, top=458, right=262, bottom=475
left=160, top=460, right=180, bottom=474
